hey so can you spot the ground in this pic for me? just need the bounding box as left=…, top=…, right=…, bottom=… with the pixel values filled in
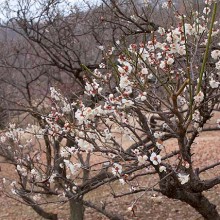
left=0, top=128, right=220, bottom=219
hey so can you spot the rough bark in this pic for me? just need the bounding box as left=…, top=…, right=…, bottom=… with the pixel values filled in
left=160, top=175, right=220, bottom=220
left=180, top=192, right=220, bottom=220
left=69, top=198, right=85, bottom=220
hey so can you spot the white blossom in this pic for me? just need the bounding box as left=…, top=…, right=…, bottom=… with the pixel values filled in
left=147, top=73, right=154, bottom=80
left=137, top=155, right=148, bottom=165
left=49, top=173, right=58, bottom=183
left=177, top=96, right=186, bottom=106
left=116, top=40, right=120, bottom=45
left=158, top=27, right=165, bottom=35
left=0, top=136, right=6, bottom=143
left=167, top=57, right=174, bottom=65
left=141, top=68, right=148, bottom=75
left=77, top=138, right=94, bottom=152
left=159, top=61, right=166, bottom=69
left=60, top=147, right=70, bottom=157
left=121, top=99, right=134, bottom=108
left=98, top=45, right=104, bottom=50
left=112, top=163, right=122, bottom=177
left=177, top=45, right=186, bottom=55
left=184, top=23, right=194, bottom=35
left=194, top=91, right=204, bottom=104
left=119, top=75, right=132, bottom=89
left=177, top=173, right=189, bottom=185
left=215, top=60, right=220, bottom=70
left=150, top=152, right=161, bottom=165
left=211, top=50, right=220, bottom=59
left=119, top=178, right=125, bottom=185
left=203, top=6, right=211, bottom=14
left=159, top=166, right=166, bottom=173
left=64, top=159, right=81, bottom=175
left=50, top=87, right=61, bottom=101
left=140, top=95, right=147, bottom=101
left=162, top=2, right=168, bottom=9
left=154, top=132, right=164, bottom=139
left=16, top=165, right=27, bottom=177
left=209, top=79, right=219, bottom=88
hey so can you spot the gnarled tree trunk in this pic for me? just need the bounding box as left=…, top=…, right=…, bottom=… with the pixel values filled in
left=160, top=175, right=220, bottom=220
left=69, top=198, right=85, bottom=220
left=179, top=191, right=220, bottom=220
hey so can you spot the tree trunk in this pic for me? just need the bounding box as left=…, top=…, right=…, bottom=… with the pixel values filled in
left=159, top=175, right=220, bottom=220
left=161, top=185, right=220, bottom=219
left=69, top=198, right=85, bottom=220
left=180, top=192, right=220, bottom=220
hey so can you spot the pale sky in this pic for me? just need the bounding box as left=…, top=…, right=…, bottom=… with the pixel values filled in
left=0, top=0, right=100, bottom=20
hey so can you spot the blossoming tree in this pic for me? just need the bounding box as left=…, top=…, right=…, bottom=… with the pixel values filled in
left=0, top=0, right=220, bottom=220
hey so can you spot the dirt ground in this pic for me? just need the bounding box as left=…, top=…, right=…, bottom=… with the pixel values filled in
left=0, top=128, right=220, bottom=219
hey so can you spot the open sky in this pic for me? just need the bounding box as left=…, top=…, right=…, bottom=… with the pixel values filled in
left=0, top=0, right=101, bottom=20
